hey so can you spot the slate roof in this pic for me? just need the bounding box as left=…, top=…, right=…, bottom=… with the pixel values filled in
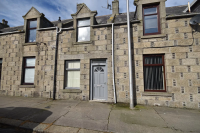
left=1, top=4, right=200, bottom=33
left=166, top=5, right=188, bottom=16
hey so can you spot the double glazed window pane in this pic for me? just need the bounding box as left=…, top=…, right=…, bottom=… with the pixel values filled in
left=78, top=19, right=90, bottom=27
left=144, top=56, right=162, bottom=64
left=26, top=58, right=36, bottom=66
left=68, top=62, right=80, bottom=69
left=28, top=29, right=36, bottom=42
left=144, top=66, right=164, bottom=90
left=78, top=19, right=90, bottom=42
left=144, top=15, right=158, bottom=34
left=78, top=27, right=90, bottom=42
left=25, top=68, right=35, bottom=83
left=66, top=62, right=80, bottom=88
left=144, top=7, right=157, bottom=15
left=30, top=20, right=37, bottom=28
left=67, top=71, right=80, bottom=87
left=144, top=56, right=164, bottom=91
left=24, top=58, right=35, bottom=84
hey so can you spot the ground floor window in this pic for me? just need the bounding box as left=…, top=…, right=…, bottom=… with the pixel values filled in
left=65, top=60, right=80, bottom=89
left=22, top=57, right=36, bottom=85
left=143, top=54, right=166, bottom=92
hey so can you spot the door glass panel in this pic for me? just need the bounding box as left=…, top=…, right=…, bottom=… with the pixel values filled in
left=144, top=7, right=157, bottom=15
left=67, top=71, right=80, bottom=87
left=25, top=68, right=35, bottom=83
left=0, top=59, right=2, bottom=63
left=144, top=15, right=158, bottom=34
left=26, top=58, right=36, bottom=66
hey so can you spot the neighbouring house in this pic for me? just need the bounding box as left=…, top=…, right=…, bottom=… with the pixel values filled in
left=0, top=0, right=200, bottom=109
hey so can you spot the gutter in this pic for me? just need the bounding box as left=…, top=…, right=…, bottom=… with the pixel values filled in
left=166, top=13, right=200, bottom=19
left=37, top=27, right=56, bottom=31
left=91, top=20, right=140, bottom=28
left=0, top=30, right=24, bottom=35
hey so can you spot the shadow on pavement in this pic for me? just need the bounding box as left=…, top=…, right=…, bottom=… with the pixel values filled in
left=0, top=107, right=52, bottom=132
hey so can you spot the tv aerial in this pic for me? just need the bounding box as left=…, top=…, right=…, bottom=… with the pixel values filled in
left=102, top=0, right=112, bottom=10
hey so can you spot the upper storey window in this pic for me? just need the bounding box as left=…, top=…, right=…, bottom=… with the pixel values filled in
left=143, top=5, right=160, bottom=35
left=27, top=19, right=37, bottom=43
left=77, top=19, right=90, bottom=42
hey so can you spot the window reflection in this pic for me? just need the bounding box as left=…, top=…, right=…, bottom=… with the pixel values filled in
left=144, top=15, right=158, bottom=34
left=78, top=27, right=90, bottom=42
left=77, top=19, right=90, bottom=42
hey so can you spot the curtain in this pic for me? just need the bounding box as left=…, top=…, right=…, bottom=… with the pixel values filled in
left=144, top=56, right=164, bottom=90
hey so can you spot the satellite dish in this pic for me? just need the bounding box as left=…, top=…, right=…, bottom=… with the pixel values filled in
left=190, top=14, right=200, bottom=26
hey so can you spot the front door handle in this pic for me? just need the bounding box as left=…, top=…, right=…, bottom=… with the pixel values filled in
left=97, top=85, right=101, bottom=87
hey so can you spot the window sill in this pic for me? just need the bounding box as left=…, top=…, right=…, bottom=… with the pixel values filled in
left=62, top=89, right=82, bottom=93
left=73, top=41, right=93, bottom=45
left=141, top=34, right=166, bottom=39
left=23, top=42, right=37, bottom=46
left=19, top=85, right=35, bottom=88
left=142, top=92, right=172, bottom=97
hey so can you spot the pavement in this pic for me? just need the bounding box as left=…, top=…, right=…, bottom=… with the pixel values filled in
left=0, top=96, right=200, bottom=133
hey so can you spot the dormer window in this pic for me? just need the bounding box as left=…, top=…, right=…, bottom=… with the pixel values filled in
left=143, top=5, right=160, bottom=35
left=77, top=19, right=90, bottom=42
left=27, top=19, right=37, bottom=43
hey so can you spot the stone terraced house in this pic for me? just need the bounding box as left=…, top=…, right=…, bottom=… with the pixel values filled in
left=0, top=0, right=200, bottom=109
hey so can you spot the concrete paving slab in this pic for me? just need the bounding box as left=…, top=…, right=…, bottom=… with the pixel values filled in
left=45, top=125, right=79, bottom=133
left=108, top=105, right=179, bottom=133
left=153, top=107, right=200, bottom=132
left=54, top=101, right=111, bottom=131
left=28, top=103, right=73, bottom=123
left=54, top=116, right=108, bottom=131
left=19, top=122, right=49, bottom=132
left=78, top=128, right=109, bottom=133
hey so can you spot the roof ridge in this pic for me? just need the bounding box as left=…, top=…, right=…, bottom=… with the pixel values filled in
left=166, top=5, right=187, bottom=8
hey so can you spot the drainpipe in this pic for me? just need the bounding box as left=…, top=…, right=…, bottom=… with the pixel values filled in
left=126, top=0, right=134, bottom=109
left=112, top=23, right=117, bottom=104
left=53, top=27, right=62, bottom=100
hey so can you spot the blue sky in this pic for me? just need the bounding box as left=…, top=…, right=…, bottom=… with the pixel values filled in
left=0, top=0, right=194, bottom=27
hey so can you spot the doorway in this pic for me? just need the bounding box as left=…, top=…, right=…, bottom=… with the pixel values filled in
left=90, top=59, right=108, bottom=100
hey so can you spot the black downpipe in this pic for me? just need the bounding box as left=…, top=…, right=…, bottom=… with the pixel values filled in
left=53, top=28, right=59, bottom=100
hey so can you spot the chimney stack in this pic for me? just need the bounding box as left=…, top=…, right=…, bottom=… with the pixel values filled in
left=77, top=3, right=83, bottom=11
left=112, top=0, right=119, bottom=15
